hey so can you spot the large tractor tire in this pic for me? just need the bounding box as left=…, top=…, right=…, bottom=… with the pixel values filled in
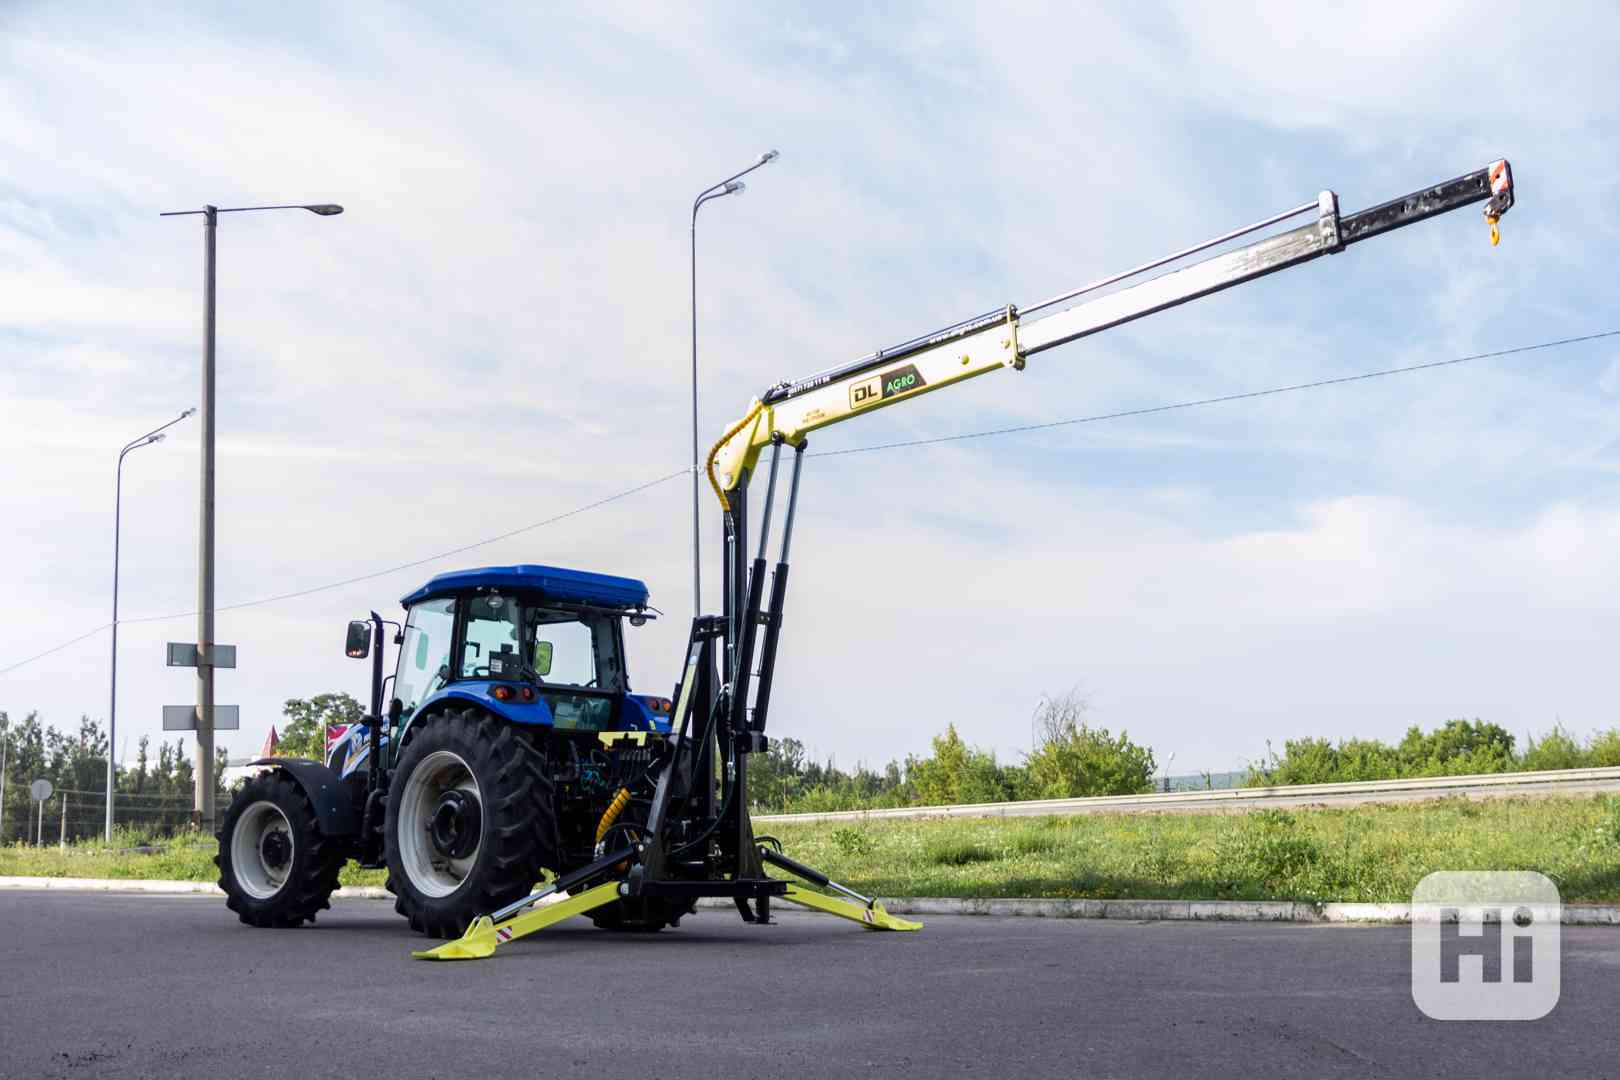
left=215, top=771, right=346, bottom=928
left=384, top=708, right=558, bottom=939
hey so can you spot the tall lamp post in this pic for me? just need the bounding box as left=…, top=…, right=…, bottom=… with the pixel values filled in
left=107, top=408, right=194, bottom=840
left=690, top=151, right=778, bottom=618
left=160, top=202, right=343, bottom=830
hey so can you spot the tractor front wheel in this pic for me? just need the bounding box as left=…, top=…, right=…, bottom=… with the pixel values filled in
left=215, top=771, right=346, bottom=928
left=384, top=708, right=557, bottom=938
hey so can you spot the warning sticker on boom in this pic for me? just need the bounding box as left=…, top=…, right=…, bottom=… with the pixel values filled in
left=849, top=364, right=927, bottom=410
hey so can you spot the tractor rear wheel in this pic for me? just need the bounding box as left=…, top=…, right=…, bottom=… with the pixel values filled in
left=384, top=708, right=558, bottom=938
left=215, top=771, right=346, bottom=928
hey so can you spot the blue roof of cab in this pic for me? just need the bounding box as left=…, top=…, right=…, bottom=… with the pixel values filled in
left=400, top=564, right=650, bottom=610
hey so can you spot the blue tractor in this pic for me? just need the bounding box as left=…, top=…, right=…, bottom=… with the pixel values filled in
left=215, top=564, right=686, bottom=936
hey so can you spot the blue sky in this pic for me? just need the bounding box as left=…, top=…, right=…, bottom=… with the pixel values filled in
left=1, top=1, right=1617, bottom=776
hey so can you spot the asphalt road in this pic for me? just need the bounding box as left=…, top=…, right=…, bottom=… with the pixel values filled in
left=1, top=891, right=1616, bottom=1079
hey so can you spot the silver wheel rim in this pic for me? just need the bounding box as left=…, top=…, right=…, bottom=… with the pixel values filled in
left=231, top=800, right=294, bottom=900
left=397, top=749, right=483, bottom=898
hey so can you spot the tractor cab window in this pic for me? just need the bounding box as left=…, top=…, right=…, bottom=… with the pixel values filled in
left=394, top=597, right=455, bottom=725
left=460, top=593, right=522, bottom=679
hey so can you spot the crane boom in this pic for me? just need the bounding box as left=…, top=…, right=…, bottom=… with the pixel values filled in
left=709, top=159, right=1514, bottom=501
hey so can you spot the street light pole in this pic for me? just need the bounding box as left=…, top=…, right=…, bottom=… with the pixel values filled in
left=107, top=409, right=194, bottom=841
left=690, top=150, right=779, bottom=619
left=161, top=201, right=342, bottom=831
left=198, top=203, right=217, bottom=833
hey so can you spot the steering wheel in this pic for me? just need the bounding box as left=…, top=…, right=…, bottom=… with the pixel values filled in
left=469, top=665, right=492, bottom=677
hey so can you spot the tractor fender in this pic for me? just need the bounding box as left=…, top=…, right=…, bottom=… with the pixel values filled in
left=249, top=758, right=360, bottom=837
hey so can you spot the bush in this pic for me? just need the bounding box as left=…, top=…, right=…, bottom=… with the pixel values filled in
left=1247, top=718, right=1535, bottom=787
left=1588, top=730, right=1620, bottom=767
left=1248, top=737, right=1401, bottom=786
left=1521, top=725, right=1587, bottom=772
left=1021, top=693, right=1155, bottom=798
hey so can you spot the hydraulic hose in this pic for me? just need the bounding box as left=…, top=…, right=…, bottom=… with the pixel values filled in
left=705, top=399, right=765, bottom=512
left=595, top=788, right=631, bottom=846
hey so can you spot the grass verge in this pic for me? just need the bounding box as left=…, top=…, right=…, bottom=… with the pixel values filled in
left=4, top=795, right=1618, bottom=903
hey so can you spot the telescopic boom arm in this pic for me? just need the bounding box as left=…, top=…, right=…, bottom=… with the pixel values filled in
left=708, top=159, right=1514, bottom=501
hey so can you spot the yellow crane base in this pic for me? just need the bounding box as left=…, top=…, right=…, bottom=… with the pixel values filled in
left=412, top=880, right=920, bottom=961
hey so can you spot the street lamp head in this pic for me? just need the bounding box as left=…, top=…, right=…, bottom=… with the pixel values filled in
left=149, top=433, right=166, bottom=445
left=725, top=180, right=746, bottom=196
left=303, top=204, right=344, bottom=216
left=759, top=149, right=780, bottom=164
left=181, top=407, right=197, bottom=418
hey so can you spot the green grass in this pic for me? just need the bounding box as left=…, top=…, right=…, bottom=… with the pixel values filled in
left=762, top=794, right=1620, bottom=903
left=0, top=829, right=387, bottom=888
left=6, top=795, right=1620, bottom=903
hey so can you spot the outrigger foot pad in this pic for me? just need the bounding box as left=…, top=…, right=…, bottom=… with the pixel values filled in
left=756, top=844, right=923, bottom=932
left=413, top=881, right=624, bottom=961
left=779, top=883, right=922, bottom=931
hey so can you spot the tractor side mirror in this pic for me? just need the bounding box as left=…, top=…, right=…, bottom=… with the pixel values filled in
left=345, top=620, right=371, bottom=659
left=534, top=640, right=553, bottom=677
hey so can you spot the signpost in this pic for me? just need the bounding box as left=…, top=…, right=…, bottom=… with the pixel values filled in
left=166, top=643, right=237, bottom=669
left=165, top=642, right=239, bottom=824
left=30, top=779, right=51, bottom=847
left=163, top=705, right=240, bottom=732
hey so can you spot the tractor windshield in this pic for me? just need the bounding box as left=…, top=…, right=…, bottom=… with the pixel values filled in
left=460, top=593, right=522, bottom=678
left=395, top=596, right=455, bottom=726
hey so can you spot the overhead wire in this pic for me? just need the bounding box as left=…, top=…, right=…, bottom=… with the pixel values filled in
left=3, top=329, right=1616, bottom=679
left=811, top=330, right=1620, bottom=458
left=119, top=466, right=692, bottom=625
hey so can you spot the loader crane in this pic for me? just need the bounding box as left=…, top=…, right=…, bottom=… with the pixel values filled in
left=209, top=156, right=1515, bottom=958
left=408, top=157, right=1515, bottom=959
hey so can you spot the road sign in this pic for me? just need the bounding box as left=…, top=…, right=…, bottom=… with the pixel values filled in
left=29, top=779, right=52, bottom=802
left=167, top=643, right=237, bottom=668
left=163, top=705, right=241, bottom=731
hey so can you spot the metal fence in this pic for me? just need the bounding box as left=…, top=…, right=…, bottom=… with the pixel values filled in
left=0, top=788, right=196, bottom=846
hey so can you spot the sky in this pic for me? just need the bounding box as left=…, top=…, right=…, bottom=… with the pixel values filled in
left=1, top=1, right=1617, bottom=780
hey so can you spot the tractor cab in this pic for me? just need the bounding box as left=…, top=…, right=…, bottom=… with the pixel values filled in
left=386, top=564, right=670, bottom=745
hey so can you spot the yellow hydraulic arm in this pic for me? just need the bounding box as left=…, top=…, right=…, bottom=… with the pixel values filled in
left=709, top=160, right=1514, bottom=504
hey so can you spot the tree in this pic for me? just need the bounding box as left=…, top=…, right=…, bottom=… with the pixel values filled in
left=750, top=736, right=809, bottom=811
left=1021, top=692, right=1156, bottom=798
left=132, top=736, right=150, bottom=795
left=906, top=725, right=1017, bottom=806
left=279, top=693, right=365, bottom=760
left=1398, top=718, right=1515, bottom=775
